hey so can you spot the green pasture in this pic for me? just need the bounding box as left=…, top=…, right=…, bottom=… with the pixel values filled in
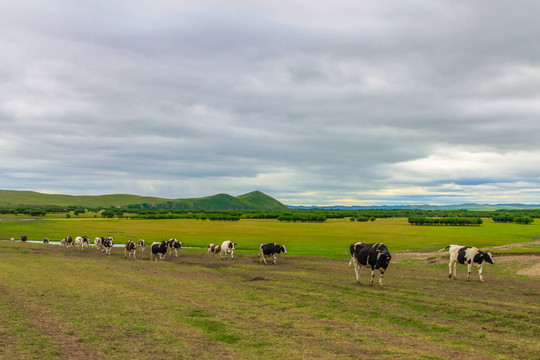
left=1, top=216, right=538, bottom=257
left=0, top=241, right=538, bottom=359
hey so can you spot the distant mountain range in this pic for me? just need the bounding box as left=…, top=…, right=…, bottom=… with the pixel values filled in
left=289, top=203, right=540, bottom=211
left=0, top=189, right=288, bottom=211
left=2, top=189, right=539, bottom=211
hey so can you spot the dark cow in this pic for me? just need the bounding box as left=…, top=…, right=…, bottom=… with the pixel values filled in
left=349, top=242, right=392, bottom=286
left=102, top=237, right=114, bottom=255
left=259, top=243, right=287, bottom=264
left=124, top=240, right=136, bottom=259
left=43, top=237, right=49, bottom=244
left=167, top=238, right=183, bottom=257
left=150, top=241, right=168, bottom=261
left=440, top=245, right=495, bottom=282
left=21, top=235, right=27, bottom=242
left=138, top=239, right=146, bottom=252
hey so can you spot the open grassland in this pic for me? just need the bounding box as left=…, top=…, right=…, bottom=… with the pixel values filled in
left=1, top=217, right=539, bottom=257
left=0, top=241, right=538, bottom=360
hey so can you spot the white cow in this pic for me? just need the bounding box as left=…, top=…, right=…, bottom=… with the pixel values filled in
left=220, top=240, right=237, bottom=260
left=94, top=237, right=104, bottom=251
left=440, top=245, right=495, bottom=282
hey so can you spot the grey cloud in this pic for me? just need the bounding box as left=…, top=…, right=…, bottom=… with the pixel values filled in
left=1, top=0, right=539, bottom=204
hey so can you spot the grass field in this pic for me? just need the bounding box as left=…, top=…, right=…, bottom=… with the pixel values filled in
left=1, top=216, right=539, bottom=257
left=0, top=240, right=538, bottom=360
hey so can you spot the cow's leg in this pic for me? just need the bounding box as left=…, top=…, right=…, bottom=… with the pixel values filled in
left=369, top=269, right=375, bottom=286
left=478, top=264, right=484, bottom=282
left=448, top=260, right=453, bottom=279
left=261, top=253, right=267, bottom=264
left=352, top=259, right=361, bottom=284
left=466, top=263, right=472, bottom=282
left=133, top=250, right=136, bottom=260
left=273, top=254, right=277, bottom=264
left=378, top=271, right=384, bottom=286
left=124, top=249, right=127, bottom=259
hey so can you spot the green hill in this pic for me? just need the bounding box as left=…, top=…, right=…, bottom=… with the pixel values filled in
left=0, top=190, right=287, bottom=210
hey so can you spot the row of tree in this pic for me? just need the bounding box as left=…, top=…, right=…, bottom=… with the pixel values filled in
left=1, top=206, right=539, bottom=224
left=492, top=214, right=535, bottom=224
left=408, top=217, right=483, bottom=226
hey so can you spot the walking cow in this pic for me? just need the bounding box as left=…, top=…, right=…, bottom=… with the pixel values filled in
left=220, top=240, right=237, bottom=260
left=349, top=242, right=392, bottom=286
left=125, top=240, right=136, bottom=260
left=167, top=238, right=183, bottom=257
left=439, top=245, right=494, bottom=282
left=138, top=239, right=146, bottom=252
left=43, top=237, right=49, bottom=245
left=102, top=237, right=114, bottom=255
left=150, top=241, right=168, bottom=261
left=259, top=243, right=287, bottom=264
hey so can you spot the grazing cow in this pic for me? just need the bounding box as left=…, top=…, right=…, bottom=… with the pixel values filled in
left=150, top=241, right=168, bottom=261
left=220, top=240, right=237, bottom=260
left=94, top=237, right=104, bottom=250
left=21, top=235, right=27, bottom=242
left=138, top=239, right=146, bottom=252
left=102, top=237, right=114, bottom=255
left=349, top=242, right=392, bottom=286
left=124, top=240, right=137, bottom=259
left=43, top=237, right=49, bottom=245
left=259, top=243, right=287, bottom=264
left=167, top=238, right=183, bottom=257
left=439, top=245, right=495, bottom=282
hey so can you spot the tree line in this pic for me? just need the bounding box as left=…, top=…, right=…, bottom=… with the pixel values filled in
left=1, top=206, right=538, bottom=224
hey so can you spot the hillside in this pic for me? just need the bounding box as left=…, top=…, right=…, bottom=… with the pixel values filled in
left=0, top=190, right=287, bottom=210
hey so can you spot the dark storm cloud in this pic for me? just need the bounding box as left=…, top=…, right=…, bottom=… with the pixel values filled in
left=1, top=0, right=539, bottom=204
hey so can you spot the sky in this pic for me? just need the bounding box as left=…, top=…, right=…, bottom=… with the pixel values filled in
left=1, top=0, right=539, bottom=206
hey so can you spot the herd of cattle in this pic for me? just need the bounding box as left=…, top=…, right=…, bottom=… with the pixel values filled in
left=13, top=235, right=495, bottom=284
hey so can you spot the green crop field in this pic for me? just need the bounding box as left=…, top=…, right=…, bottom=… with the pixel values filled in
left=1, top=216, right=539, bottom=257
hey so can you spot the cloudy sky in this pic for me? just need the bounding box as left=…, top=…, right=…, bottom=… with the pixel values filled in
left=1, top=1, right=539, bottom=206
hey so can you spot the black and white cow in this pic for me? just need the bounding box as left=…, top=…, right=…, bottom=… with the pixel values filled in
left=207, top=244, right=221, bottom=256
left=349, top=242, right=392, bottom=286
left=42, top=237, right=49, bottom=244
left=124, top=240, right=137, bottom=260
left=21, top=235, right=27, bottom=242
left=167, top=238, right=183, bottom=257
left=102, top=237, right=114, bottom=255
left=220, top=240, right=237, bottom=260
left=74, top=236, right=90, bottom=250
left=138, top=239, right=146, bottom=252
left=259, top=243, right=287, bottom=264
left=440, top=245, right=495, bottom=282
left=150, top=241, right=168, bottom=261
left=61, top=236, right=73, bottom=247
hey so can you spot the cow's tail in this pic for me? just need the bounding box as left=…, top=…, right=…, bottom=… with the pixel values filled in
left=438, top=245, right=450, bottom=252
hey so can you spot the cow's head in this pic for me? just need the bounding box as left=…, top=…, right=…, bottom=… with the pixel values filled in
left=281, top=245, right=287, bottom=254
left=375, top=251, right=392, bottom=272
left=483, top=251, right=494, bottom=264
